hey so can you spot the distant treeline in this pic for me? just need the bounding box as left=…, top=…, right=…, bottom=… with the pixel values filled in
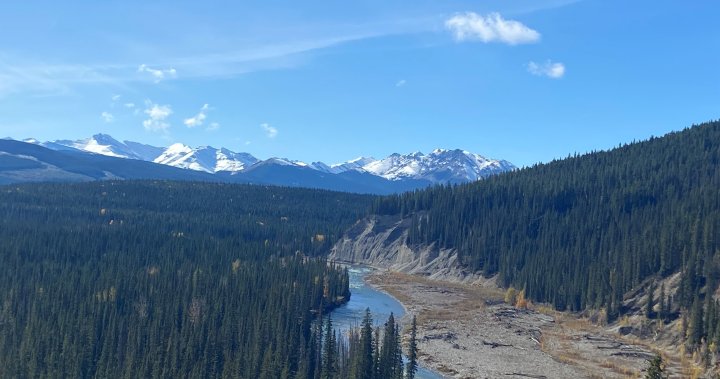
left=0, top=181, right=373, bottom=378
left=373, top=121, right=720, bottom=344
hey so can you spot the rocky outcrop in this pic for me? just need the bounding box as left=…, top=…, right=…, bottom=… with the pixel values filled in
left=330, top=215, right=487, bottom=284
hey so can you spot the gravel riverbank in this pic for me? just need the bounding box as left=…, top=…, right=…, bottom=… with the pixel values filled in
left=368, top=271, right=662, bottom=379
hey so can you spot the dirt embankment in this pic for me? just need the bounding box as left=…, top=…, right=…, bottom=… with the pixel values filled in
left=330, top=215, right=481, bottom=283
left=369, top=271, right=678, bottom=379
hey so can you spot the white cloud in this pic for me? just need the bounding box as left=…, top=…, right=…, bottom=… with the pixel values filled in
left=111, top=94, right=121, bottom=102
left=142, top=101, right=173, bottom=132
left=0, top=31, right=395, bottom=98
left=527, top=60, right=565, bottom=79
left=261, top=123, right=278, bottom=138
left=124, top=102, right=135, bottom=108
left=206, top=122, right=220, bottom=131
left=395, top=79, right=406, bottom=87
left=138, top=64, right=178, bottom=83
left=184, top=104, right=210, bottom=128
left=100, top=112, right=114, bottom=123
left=445, top=12, right=540, bottom=45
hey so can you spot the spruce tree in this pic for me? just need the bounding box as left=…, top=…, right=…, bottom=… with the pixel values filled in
left=406, top=316, right=418, bottom=379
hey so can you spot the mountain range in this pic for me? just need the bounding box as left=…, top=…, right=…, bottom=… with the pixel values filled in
left=1, top=134, right=515, bottom=194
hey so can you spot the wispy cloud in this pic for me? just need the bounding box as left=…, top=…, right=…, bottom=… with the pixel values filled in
left=143, top=101, right=173, bottom=132
left=395, top=79, right=407, bottom=87
left=0, top=57, right=125, bottom=97
left=138, top=64, right=177, bottom=83
left=124, top=102, right=135, bottom=108
left=445, top=12, right=540, bottom=45
left=100, top=112, right=114, bottom=123
left=261, top=123, right=278, bottom=138
left=527, top=60, right=565, bottom=78
left=184, top=104, right=210, bottom=128
left=111, top=94, right=121, bottom=102
left=0, top=28, right=396, bottom=98
left=206, top=122, right=220, bottom=131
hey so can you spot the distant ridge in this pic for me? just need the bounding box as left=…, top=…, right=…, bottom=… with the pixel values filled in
left=3, top=134, right=516, bottom=193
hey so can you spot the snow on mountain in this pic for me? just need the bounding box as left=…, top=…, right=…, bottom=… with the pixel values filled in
left=28, top=134, right=514, bottom=183
left=42, top=135, right=257, bottom=173
left=122, top=141, right=165, bottom=162
left=358, top=149, right=515, bottom=183
left=48, top=134, right=162, bottom=161
left=153, top=144, right=258, bottom=173
left=308, top=161, right=333, bottom=172
left=329, top=157, right=377, bottom=174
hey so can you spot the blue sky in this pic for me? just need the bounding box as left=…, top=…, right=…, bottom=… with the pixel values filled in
left=0, top=1, right=718, bottom=167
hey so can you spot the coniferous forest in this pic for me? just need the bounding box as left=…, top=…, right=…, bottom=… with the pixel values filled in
left=0, top=181, right=381, bottom=378
left=5, top=120, right=720, bottom=377
left=374, top=120, right=720, bottom=345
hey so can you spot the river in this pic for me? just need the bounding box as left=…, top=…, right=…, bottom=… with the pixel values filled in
left=330, top=266, right=445, bottom=379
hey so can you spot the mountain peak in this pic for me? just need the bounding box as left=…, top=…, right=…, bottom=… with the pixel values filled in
left=361, top=148, right=515, bottom=182
left=27, top=135, right=514, bottom=185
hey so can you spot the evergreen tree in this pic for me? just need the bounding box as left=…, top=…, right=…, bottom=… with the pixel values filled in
left=646, top=281, right=655, bottom=319
left=406, top=316, right=418, bottom=379
left=321, top=317, right=336, bottom=379
left=658, top=284, right=667, bottom=322
left=356, top=308, right=374, bottom=379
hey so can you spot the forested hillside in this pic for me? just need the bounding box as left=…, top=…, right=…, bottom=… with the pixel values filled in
left=374, top=121, right=720, bottom=344
left=0, top=181, right=373, bottom=378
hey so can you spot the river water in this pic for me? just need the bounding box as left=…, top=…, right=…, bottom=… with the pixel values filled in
left=330, top=266, right=445, bottom=379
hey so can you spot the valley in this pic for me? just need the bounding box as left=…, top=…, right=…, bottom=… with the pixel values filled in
left=3, top=2, right=717, bottom=377
left=366, top=270, right=684, bottom=378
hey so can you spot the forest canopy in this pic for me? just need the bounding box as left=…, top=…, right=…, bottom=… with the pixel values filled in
left=0, top=181, right=373, bottom=378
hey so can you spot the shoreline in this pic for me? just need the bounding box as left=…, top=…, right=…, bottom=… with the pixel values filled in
left=365, top=270, right=663, bottom=378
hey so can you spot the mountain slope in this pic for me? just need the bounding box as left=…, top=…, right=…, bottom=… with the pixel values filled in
left=47, top=134, right=162, bottom=160
left=362, top=149, right=515, bottom=183
left=9, top=135, right=516, bottom=193
left=0, top=140, right=219, bottom=183
left=153, top=143, right=258, bottom=173
left=38, top=134, right=514, bottom=183
left=229, top=161, right=431, bottom=194
left=365, top=120, right=720, bottom=335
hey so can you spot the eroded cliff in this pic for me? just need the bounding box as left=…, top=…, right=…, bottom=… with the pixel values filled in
left=330, top=215, right=487, bottom=284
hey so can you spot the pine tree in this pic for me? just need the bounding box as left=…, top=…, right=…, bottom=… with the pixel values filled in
left=406, top=316, right=418, bottom=379
left=690, top=298, right=705, bottom=347
left=658, top=284, right=667, bottom=322
left=646, top=281, right=655, bottom=319
left=321, top=316, right=336, bottom=379
left=379, top=313, right=396, bottom=379
left=355, top=308, right=374, bottom=379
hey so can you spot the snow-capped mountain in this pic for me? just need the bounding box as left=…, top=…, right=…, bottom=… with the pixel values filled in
left=362, top=149, right=515, bottom=183
left=330, top=157, right=377, bottom=173
left=314, top=157, right=377, bottom=174
left=19, top=134, right=515, bottom=187
left=44, top=134, right=163, bottom=161
left=153, top=143, right=258, bottom=173
left=31, top=135, right=259, bottom=173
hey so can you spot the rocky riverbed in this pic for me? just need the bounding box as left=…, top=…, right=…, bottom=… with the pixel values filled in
left=368, top=271, right=667, bottom=379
